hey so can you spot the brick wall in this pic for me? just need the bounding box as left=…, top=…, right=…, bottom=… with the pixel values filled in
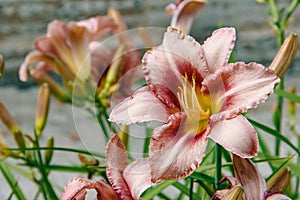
left=0, top=0, right=299, bottom=86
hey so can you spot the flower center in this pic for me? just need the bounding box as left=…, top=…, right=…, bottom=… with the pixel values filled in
left=177, top=74, right=211, bottom=121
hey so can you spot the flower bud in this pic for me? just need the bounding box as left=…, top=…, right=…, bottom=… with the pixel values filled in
left=288, top=86, right=296, bottom=128
left=98, top=44, right=125, bottom=106
left=269, top=33, right=298, bottom=78
left=0, top=133, right=10, bottom=159
left=0, top=102, right=26, bottom=151
left=44, top=137, right=54, bottom=165
left=119, top=124, right=129, bottom=148
left=222, top=185, right=244, bottom=200
left=35, top=83, right=51, bottom=137
left=0, top=54, right=4, bottom=80
left=266, top=168, right=291, bottom=193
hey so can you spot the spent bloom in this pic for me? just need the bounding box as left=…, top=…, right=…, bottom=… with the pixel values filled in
left=166, top=0, right=206, bottom=34
left=110, top=27, right=280, bottom=182
left=212, top=154, right=291, bottom=200
left=62, top=134, right=152, bottom=200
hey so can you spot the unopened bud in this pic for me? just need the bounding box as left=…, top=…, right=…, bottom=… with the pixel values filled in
left=98, top=45, right=125, bottom=106
left=35, top=83, right=51, bottom=136
left=78, top=154, right=99, bottom=166
left=44, top=137, right=54, bottom=165
left=288, top=86, right=296, bottom=128
left=222, top=185, right=244, bottom=200
left=0, top=133, right=10, bottom=159
left=0, top=55, right=4, bottom=80
left=269, top=33, right=298, bottom=78
left=267, top=168, right=291, bottom=193
left=119, top=124, right=129, bottom=148
left=0, top=102, right=26, bottom=150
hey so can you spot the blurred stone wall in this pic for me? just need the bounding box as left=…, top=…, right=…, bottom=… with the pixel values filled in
left=0, top=0, right=300, bottom=86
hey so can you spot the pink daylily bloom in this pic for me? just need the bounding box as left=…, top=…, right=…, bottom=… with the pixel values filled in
left=110, top=27, right=280, bottom=182
left=212, top=154, right=291, bottom=200
left=166, top=0, right=206, bottom=34
left=62, top=134, right=152, bottom=200
left=19, top=16, right=117, bottom=83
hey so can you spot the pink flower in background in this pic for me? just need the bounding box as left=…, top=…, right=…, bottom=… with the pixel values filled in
left=166, top=0, right=206, bottom=34
left=110, top=27, right=280, bottom=182
left=19, top=16, right=117, bottom=83
left=62, top=134, right=152, bottom=200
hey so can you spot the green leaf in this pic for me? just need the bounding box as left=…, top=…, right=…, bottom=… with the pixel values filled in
left=0, top=161, right=26, bottom=200
left=189, top=172, right=215, bottom=184
left=173, top=182, right=199, bottom=199
left=275, top=88, right=300, bottom=103
left=247, top=118, right=300, bottom=155
left=142, top=180, right=175, bottom=200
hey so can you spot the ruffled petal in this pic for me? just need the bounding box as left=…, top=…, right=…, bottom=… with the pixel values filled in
left=149, top=113, right=208, bottom=182
left=265, top=193, right=292, bottom=200
left=232, top=154, right=266, bottom=200
left=170, top=0, right=206, bottom=34
left=109, top=87, right=175, bottom=124
left=123, top=158, right=154, bottom=200
left=61, top=177, right=120, bottom=200
left=106, top=134, right=133, bottom=200
left=202, top=28, right=236, bottom=73
left=208, top=115, right=258, bottom=158
left=142, top=27, right=209, bottom=107
left=203, top=62, right=280, bottom=121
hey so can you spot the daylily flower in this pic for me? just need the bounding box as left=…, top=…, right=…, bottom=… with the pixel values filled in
left=19, top=16, right=117, bottom=102
left=62, top=134, right=153, bottom=200
left=166, top=0, right=206, bottom=34
left=110, top=27, right=280, bottom=182
left=212, top=154, right=291, bottom=200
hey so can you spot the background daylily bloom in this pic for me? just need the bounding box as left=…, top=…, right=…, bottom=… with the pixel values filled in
left=212, top=154, right=291, bottom=200
left=62, top=134, right=153, bottom=200
left=166, top=0, right=206, bottom=34
left=110, top=27, right=280, bottom=182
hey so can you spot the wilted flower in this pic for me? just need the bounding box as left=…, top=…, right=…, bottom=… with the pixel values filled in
left=212, top=154, right=291, bottom=200
left=62, top=134, right=152, bottom=200
left=166, top=0, right=206, bottom=34
left=110, top=27, right=279, bottom=182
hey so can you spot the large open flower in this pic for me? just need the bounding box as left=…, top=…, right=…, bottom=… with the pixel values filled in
left=110, top=27, right=280, bottom=182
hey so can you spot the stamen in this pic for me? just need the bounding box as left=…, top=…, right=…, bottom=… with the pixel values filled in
left=177, top=74, right=210, bottom=121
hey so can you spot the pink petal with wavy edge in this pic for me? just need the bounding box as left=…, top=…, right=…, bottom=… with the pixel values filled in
left=149, top=113, right=208, bottom=182
left=170, top=0, right=206, bottom=34
left=203, top=62, right=280, bottom=121
left=106, top=134, right=133, bottom=200
left=109, top=87, right=175, bottom=124
left=232, top=154, right=266, bottom=200
left=123, top=158, right=154, bottom=200
left=202, top=28, right=236, bottom=73
left=208, top=115, right=258, bottom=158
left=61, top=177, right=120, bottom=200
left=265, top=193, right=292, bottom=200
left=142, top=27, right=208, bottom=107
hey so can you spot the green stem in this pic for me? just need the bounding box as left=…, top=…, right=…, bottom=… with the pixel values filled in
left=34, top=131, right=58, bottom=200
left=190, top=178, right=194, bottom=200
left=215, top=143, right=222, bottom=190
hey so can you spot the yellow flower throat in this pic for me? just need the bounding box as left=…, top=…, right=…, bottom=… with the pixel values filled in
left=177, top=75, right=211, bottom=132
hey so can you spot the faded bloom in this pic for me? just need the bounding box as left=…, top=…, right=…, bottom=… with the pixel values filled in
left=110, top=27, right=279, bottom=182
left=62, top=134, right=152, bottom=200
left=166, top=0, right=206, bottom=34
left=212, top=154, right=291, bottom=200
